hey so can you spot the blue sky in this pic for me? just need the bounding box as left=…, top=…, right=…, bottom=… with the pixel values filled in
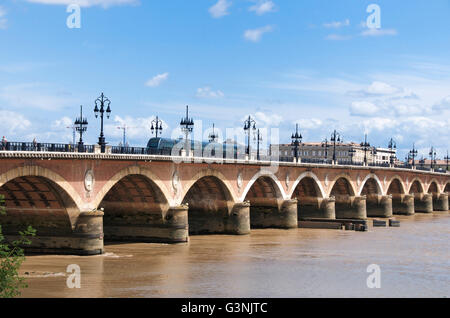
left=0, top=0, right=449, bottom=160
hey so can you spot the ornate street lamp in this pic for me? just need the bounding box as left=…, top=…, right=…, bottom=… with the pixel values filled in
left=331, top=130, right=341, bottom=164
left=151, top=116, right=163, bottom=139
left=209, top=123, right=218, bottom=143
left=388, top=138, right=397, bottom=165
left=94, top=92, right=111, bottom=153
left=243, top=115, right=256, bottom=158
left=429, top=147, right=437, bottom=170
left=291, top=124, right=302, bottom=163
left=445, top=150, right=449, bottom=172
left=254, top=129, right=263, bottom=161
left=360, top=134, right=371, bottom=166
left=74, top=105, right=88, bottom=153
left=180, top=105, right=194, bottom=156
left=409, top=144, right=418, bottom=168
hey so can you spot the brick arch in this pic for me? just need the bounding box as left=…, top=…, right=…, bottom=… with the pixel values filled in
left=445, top=182, right=450, bottom=193
left=241, top=172, right=286, bottom=202
left=408, top=178, right=425, bottom=194
left=358, top=174, right=383, bottom=196
left=328, top=175, right=356, bottom=197
left=0, top=165, right=83, bottom=218
left=180, top=168, right=237, bottom=204
left=427, top=180, right=439, bottom=194
left=94, top=165, right=172, bottom=208
left=0, top=175, right=78, bottom=232
left=288, top=171, right=325, bottom=199
left=386, top=176, right=406, bottom=195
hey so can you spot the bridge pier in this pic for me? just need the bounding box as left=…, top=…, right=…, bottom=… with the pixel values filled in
left=414, top=193, right=433, bottom=213
left=297, top=197, right=336, bottom=220
left=335, top=195, right=367, bottom=220
left=433, top=193, right=449, bottom=211
left=0, top=211, right=104, bottom=255
left=104, top=205, right=189, bottom=243
left=225, top=202, right=251, bottom=234
left=392, top=194, right=415, bottom=215
left=366, top=194, right=393, bottom=218
left=249, top=199, right=298, bottom=229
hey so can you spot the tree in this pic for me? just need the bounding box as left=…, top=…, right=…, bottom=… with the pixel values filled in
left=0, top=194, right=36, bottom=298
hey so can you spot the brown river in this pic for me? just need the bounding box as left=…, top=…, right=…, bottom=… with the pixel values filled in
left=19, top=213, right=449, bottom=298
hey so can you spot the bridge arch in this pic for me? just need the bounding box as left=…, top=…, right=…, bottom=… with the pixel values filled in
left=328, top=174, right=356, bottom=197
left=427, top=179, right=440, bottom=194
left=94, top=165, right=172, bottom=208
left=0, top=165, right=83, bottom=214
left=386, top=176, right=406, bottom=195
left=0, top=174, right=79, bottom=235
left=445, top=182, right=450, bottom=193
left=182, top=173, right=235, bottom=234
left=408, top=178, right=425, bottom=194
left=241, top=171, right=286, bottom=202
left=288, top=171, right=326, bottom=199
left=358, top=173, right=383, bottom=196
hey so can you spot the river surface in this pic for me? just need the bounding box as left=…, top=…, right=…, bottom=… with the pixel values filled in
left=19, top=213, right=449, bottom=298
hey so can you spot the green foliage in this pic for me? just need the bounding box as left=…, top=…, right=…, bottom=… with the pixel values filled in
left=0, top=194, right=36, bottom=298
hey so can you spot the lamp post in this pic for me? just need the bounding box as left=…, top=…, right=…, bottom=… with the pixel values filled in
left=360, top=134, right=371, bottom=166
left=291, top=124, right=302, bottom=163
left=254, top=129, right=263, bottom=161
left=429, top=147, right=437, bottom=170
left=330, top=130, right=341, bottom=165
left=388, top=138, right=397, bottom=166
left=409, top=144, right=418, bottom=169
left=75, top=105, right=88, bottom=153
left=444, top=150, right=449, bottom=172
left=243, top=115, right=256, bottom=159
left=117, top=124, right=128, bottom=147
left=151, top=116, right=163, bottom=139
left=209, top=123, right=218, bottom=143
left=94, top=92, right=111, bottom=153
left=180, top=105, right=194, bottom=156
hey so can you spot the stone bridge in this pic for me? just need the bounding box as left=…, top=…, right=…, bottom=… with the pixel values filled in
left=0, top=151, right=449, bottom=255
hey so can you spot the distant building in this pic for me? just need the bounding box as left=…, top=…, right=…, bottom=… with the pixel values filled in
left=408, top=159, right=449, bottom=172
left=270, top=142, right=397, bottom=165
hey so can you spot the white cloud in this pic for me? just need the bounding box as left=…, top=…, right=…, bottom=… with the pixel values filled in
left=0, top=6, right=7, bottom=30
left=254, top=111, right=283, bottom=126
left=249, top=0, right=276, bottom=16
left=25, top=0, right=139, bottom=8
left=432, top=96, right=450, bottom=111
left=323, top=19, right=350, bottom=29
left=0, top=111, right=31, bottom=135
left=145, top=72, right=169, bottom=87
left=209, top=0, right=231, bottom=18
left=244, top=25, right=274, bottom=42
left=350, top=101, right=379, bottom=116
left=294, top=118, right=323, bottom=130
left=366, top=81, right=401, bottom=95
left=361, top=28, right=397, bottom=37
left=196, top=87, right=224, bottom=98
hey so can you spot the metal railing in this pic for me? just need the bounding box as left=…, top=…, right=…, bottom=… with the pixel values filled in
left=0, top=141, right=445, bottom=172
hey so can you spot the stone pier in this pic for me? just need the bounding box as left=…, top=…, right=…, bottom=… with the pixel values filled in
left=225, top=202, right=251, bottom=235
left=334, top=195, right=367, bottom=219
left=432, top=193, right=449, bottom=212
left=297, top=196, right=336, bottom=220
left=366, top=194, right=393, bottom=218
left=249, top=198, right=298, bottom=229
left=413, top=193, right=433, bottom=213
left=104, top=205, right=188, bottom=243
left=392, top=194, right=415, bottom=215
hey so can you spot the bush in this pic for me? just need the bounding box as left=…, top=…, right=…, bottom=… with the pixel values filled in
left=0, top=194, right=36, bottom=298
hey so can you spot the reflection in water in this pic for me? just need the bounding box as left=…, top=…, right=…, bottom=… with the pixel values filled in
left=19, top=213, right=450, bottom=298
